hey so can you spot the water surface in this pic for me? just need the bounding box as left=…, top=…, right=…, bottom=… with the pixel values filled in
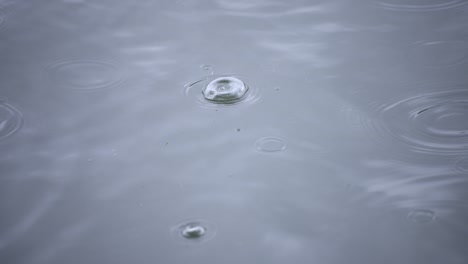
left=1, top=0, right=468, bottom=263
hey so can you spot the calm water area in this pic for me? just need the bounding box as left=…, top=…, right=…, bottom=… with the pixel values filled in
left=1, top=0, right=468, bottom=263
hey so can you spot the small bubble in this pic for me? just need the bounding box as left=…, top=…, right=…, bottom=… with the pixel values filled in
left=181, top=224, right=206, bottom=239
left=255, top=137, right=287, bottom=153
left=407, top=209, right=435, bottom=224
left=202, top=77, right=248, bottom=103
left=171, top=219, right=216, bottom=244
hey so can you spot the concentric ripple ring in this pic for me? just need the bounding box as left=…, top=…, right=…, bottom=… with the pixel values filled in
left=378, top=89, right=468, bottom=155
left=48, top=60, right=124, bottom=91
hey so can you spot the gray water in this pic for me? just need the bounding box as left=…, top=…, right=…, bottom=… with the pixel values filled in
left=1, top=0, right=468, bottom=263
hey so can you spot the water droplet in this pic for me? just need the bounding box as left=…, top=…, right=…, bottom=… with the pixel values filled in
left=0, top=101, right=23, bottom=140
left=377, top=0, right=468, bottom=11
left=171, top=219, right=216, bottom=244
left=184, top=74, right=260, bottom=109
left=407, top=209, right=435, bottom=223
left=255, top=137, right=287, bottom=153
left=376, top=88, right=468, bottom=155
left=48, top=60, right=124, bottom=91
left=202, top=77, right=248, bottom=103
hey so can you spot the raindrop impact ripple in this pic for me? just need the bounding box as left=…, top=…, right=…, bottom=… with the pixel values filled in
left=49, top=60, right=124, bottom=91
left=377, top=89, right=468, bottom=155
left=255, top=137, right=287, bottom=153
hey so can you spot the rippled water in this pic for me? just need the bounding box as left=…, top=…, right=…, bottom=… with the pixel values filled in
left=1, top=0, right=468, bottom=263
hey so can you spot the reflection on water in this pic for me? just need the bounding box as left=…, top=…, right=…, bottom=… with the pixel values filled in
left=1, top=0, right=468, bottom=263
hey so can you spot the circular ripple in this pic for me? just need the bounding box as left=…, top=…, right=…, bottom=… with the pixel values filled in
left=0, top=101, right=23, bottom=140
left=378, top=89, right=468, bottom=155
left=184, top=74, right=260, bottom=109
left=171, top=219, right=216, bottom=244
left=411, top=41, right=468, bottom=68
left=407, top=209, right=436, bottom=223
left=377, top=0, right=468, bottom=11
left=255, top=137, right=287, bottom=153
left=49, top=60, right=124, bottom=91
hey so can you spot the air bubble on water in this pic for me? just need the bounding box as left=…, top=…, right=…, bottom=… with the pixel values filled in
left=171, top=219, right=216, bottom=244
left=181, top=224, right=206, bottom=239
left=202, top=76, right=248, bottom=103
left=184, top=74, right=260, bottom=109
